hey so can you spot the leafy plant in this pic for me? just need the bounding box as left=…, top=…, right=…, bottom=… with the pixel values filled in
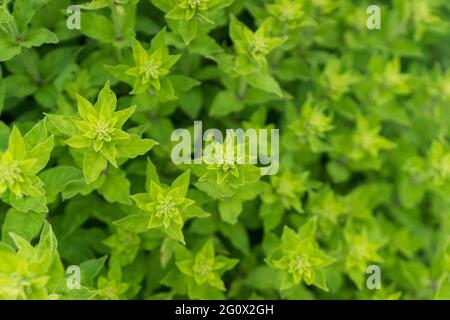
left=152, top=0, right=234, bottom=44
left=0, top=122, right=53, bottom=213
left=174, top=239, right=238, bottom=298
left=0, top=0, right=449, bottom=301
left=47, top=82, right=157, bottom=183
left=115, top=163, right=210, bottom=243
left=266, top=218, right=335, bottom=291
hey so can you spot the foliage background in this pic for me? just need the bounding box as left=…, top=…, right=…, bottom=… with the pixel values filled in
left=0, top=0, right=449, bottom=299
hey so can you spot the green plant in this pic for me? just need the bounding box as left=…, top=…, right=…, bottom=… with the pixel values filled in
left=0, top=0, right=449, bottom=301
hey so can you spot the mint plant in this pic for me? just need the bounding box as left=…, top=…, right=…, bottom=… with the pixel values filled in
left=260, top=170, right=319, bottom=230
left=174, top=239, right=238, bottom=299
left=115, top=160, right=209, bottom=243
left=107, top=29, right=180, bottom=100
left=0, top=0, right=449, bottom=301
left=284, top=96, right=335, bottom=153
left=0, top=122, right=53, bottom=213
left=0, top=221, right=98, bottom=299
left=47, top=82, right=157, bottom=183
left=343, top=225, right=384, bottom=289
left=190, top=137, right=264, bottom=224
left=191, top=136, right=261, bottom=195
left=266, top=218, right=335, bottom=291
left=152, top=0, right=234, bottom=44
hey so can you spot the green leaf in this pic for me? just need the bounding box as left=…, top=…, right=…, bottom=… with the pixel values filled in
left=171, top=170, right=190, bottom=197
left=150, top=0, right=177, bottom=13
left=189, top=35, right=224, bottom=57
left=4, top=74, right=37, bottom=98
left=113, top=214, right=151, bottom=233
left=9, top=127, right=26, bottom=159
left=260, top=202, right=285, bottom=230
left=40, top=166, right=84, bottom=203
left=209, top=91, right=244, bottom=117
left=13, top=0, right=52, bottom=31
left=177, top=20, right=198, bottom=45
left=80, top=13, right=115, bottom=44
left=98, top=168, right=131, bottom=204
left=79, top=256, right=107, bottom=287
left=45, top=114, right=78, bottom=136
left=27, top=135, right=54, bottom=174
left=0, top=7, right=13, bottom=24
left=145, top=157, right=160, bottom=191
left=115, top=135, right=158, bottom=159
left=246, top=72, right=283, bottom=97
left=9, top=193, right=48, bottom=213
left=219, top=197, right=242, bottom=224
left=219, top=222, right=250, bottom=255
left=0, top=33, right=21, bottom=62
left=83, top=150, right=108, bottom=183
left=21, top=28, right=59, bottom=48
left=1, top=208, right=45, bottom=246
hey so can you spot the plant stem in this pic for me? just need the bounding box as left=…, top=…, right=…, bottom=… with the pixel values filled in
left=112, top=2, right=124, bottom=61
left=238, top=76, right=247, bottom=99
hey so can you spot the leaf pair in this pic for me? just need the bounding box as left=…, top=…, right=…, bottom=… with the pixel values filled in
left=0, top=121, right=53, bottom=213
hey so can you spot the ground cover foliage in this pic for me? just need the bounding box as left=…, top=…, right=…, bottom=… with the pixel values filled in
left=0, top=0, right=449, bottom=300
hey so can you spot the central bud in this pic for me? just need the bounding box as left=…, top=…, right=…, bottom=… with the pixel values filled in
left=156, top=200, right=177, bottom=218
left=213, top=150, right=237, bottom=172
left=277, top=180, right=293, bottom=196
left=141, top=61, right=160, bottom=80
left=358, top=131, right=375, bottom=151
left=193, top=257, right=212, bottom=277
left=8, top=273, right=33, bottom=299
left=0, top=160, right=22, bottom=188
left=433, top=155, right=450, bottom=180
left=288, top=254, right=312, bottom=277
left=94, top=121, right=113, bottom=141
left=187, top=0, right=205, bottom=9
left=350, top=240, right=367, bottom=259
left=220, top=162, right=236, bottom=173
left=308, top=111, right=328, bottom=134
left=281, top=9, right=295, bottom=21
left=251, top=36, right=269, bottom=56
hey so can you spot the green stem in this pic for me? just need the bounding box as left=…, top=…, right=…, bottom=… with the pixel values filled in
left=112, top=4, right=123, bottom=38
left=238, top=76, right=247, bottom=99
left=21, top=49, right=41, bottom=84
left=181, top=47, right=191, bottom=74
left=112, top=3, right=124, bottom=60
left=115, top=47, right=122, bottom=62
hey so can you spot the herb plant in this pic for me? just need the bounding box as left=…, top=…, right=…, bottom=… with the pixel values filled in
left=0, top=0, right=449, bottom=300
